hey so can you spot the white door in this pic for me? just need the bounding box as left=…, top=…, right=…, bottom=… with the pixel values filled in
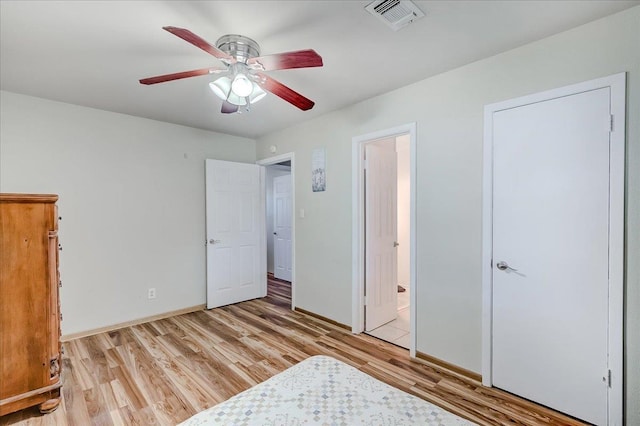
left=492, top=88, right=611, bottom=425
left=206, top=159, right=265, bottom=309
left=365, top=141, right=398, bottom=331
left=273, top=174, right=292, bottom=281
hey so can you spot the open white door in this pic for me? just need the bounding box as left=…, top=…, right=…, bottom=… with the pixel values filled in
left=273, top=174, right=292, bottom=281
left=365, top=141, right=398, bottom=331
left=206, top=159, right=265, bottom=309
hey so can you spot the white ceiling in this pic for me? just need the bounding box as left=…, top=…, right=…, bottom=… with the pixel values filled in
left=1, top=1, right=637, bottom=139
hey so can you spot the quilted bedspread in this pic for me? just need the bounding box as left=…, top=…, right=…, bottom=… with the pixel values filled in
left=179, top=355, right=474, bottom=425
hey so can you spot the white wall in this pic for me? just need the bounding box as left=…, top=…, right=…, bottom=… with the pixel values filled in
left=265, top=165, right=291, bottom=273
left=0, top=91, right=256, bottom=335
left=396, top=135, right=410, bottom=289
left=255, top=7, right=640, bottom=424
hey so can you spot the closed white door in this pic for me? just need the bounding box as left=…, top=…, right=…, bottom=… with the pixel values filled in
left=206, top=159, right=265, bottom=309
left=492, top=88, right=611, bottom=425
left=365, top=141, right=398, bottom=331
left=273, top=174, right=292, bottom=281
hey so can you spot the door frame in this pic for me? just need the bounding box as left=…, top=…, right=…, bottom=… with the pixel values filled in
left=352, top=122, right=417, bottom=357
left=481, top=73, right=625, bottom=425
left=257, top=153, right=296, bottom=309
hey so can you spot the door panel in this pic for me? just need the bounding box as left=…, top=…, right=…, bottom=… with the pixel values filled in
left=206, top=159, right=265, bottom=309
left=492, top=88, right=610, bottom=425
left=273, top=174, right=292, bottom=281
left=365, top=142, right=398, bottom=331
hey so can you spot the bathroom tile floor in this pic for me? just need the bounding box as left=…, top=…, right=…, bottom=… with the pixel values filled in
left=367, top=288, right=410, bottom=349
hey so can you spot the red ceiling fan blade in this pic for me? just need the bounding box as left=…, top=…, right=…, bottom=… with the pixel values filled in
left=247, top=49, right=323, bottom=71
left=221, top=101, right=239, bottom=114
left=139, top=67, right=227, bottom=85
left=255, top=72, right=315, bottom=111
left=163, top=26, right=235, bottom=64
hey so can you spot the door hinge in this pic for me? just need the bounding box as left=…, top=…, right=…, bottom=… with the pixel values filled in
left=609, top=114, right=614, bottom=132
left=607, top=369, right=612, bottom=387
left=364, top=295, right=368, bottom=306
left=363, top=158, right=368, bottom=170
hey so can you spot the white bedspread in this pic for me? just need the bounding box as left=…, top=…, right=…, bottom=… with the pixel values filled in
left=179, top=355, right=474, bottom=425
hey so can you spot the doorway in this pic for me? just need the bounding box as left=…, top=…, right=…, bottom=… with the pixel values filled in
left=352, top=123, right=416, bottom=356
left=258, top=153, right=295, bottom=309
left=267, top=165, right=292, bottom=282
left=482, top=73, right=625, bottom=425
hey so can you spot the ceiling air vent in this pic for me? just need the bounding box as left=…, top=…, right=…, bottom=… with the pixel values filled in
left=365, top=0, right=425, bottom=31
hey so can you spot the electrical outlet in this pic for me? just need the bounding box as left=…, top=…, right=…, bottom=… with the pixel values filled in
left=148, top=288, right=156, bottom=299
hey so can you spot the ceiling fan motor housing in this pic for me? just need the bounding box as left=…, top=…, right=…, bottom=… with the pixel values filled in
left=216, top=34, right=260, bottom=63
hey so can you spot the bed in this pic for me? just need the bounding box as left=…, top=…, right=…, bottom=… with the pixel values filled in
left=179, top=355, right=474, bottom=425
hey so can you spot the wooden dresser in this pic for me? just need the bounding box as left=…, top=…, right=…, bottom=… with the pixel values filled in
left=0, top=194, right=62, bottom=416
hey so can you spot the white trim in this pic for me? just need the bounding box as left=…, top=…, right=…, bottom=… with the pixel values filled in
left=352, top=139, right=365, bottom=332
left=257, top=153, right=296, bottom=310
left=482, top=73, right=625, bottom=425
left=257, top=152, right=294, bottom=167
left=61, top=304, right=206, bottom=342
left=409, top=124, right=417, bottom=359
left=259, top=166, right=267, bottom=298
left=352, top=123, right=417, bottom=358
left=607, top=73, right=625, bottom=426
left=481, top=103, right=494, bottom=388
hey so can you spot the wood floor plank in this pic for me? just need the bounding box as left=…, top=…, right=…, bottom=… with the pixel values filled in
left=82, top=387, right=113, bottom=426
left=150, top=395, right=192, bottom=426
left=158, top=356, right=219, bottom=413
left=60, top=360, right=92, bottom=426
left=109, top=366, right=148, bottom=412
left=1, top=277, right=589, bottom=426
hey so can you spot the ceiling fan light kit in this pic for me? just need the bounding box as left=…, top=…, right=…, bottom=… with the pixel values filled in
left=140, top=27, right=323, bottom=115
left=231, top=73, right=253, bottom=97
left=208, top=76, right=267, bottom=107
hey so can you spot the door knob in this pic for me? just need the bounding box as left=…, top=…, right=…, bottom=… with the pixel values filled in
left=209, top=239, right=221, bottom=244
left=496, top=261, right=517, bottom=272
left=393, top=241, right=400, bottom=247
left=273, top=232, right=277, bottom=235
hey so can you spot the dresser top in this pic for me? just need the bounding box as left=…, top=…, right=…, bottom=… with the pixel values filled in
left=0, top=193, right=58, bottom=203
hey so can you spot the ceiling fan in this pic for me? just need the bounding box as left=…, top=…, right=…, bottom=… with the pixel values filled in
left=140, top=26, right=323, bottom=114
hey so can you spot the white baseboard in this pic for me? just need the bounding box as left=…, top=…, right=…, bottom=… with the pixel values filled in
left=60, top=304, right=206, bottom=342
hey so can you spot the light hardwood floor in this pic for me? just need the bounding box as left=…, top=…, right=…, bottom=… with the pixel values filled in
left=1, top=277, right=587, bottom=426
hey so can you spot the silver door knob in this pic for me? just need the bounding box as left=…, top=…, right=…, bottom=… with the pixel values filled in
left=496, top=261, right=517, bottom=272
left=209, top=239, right=221, bottom=244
